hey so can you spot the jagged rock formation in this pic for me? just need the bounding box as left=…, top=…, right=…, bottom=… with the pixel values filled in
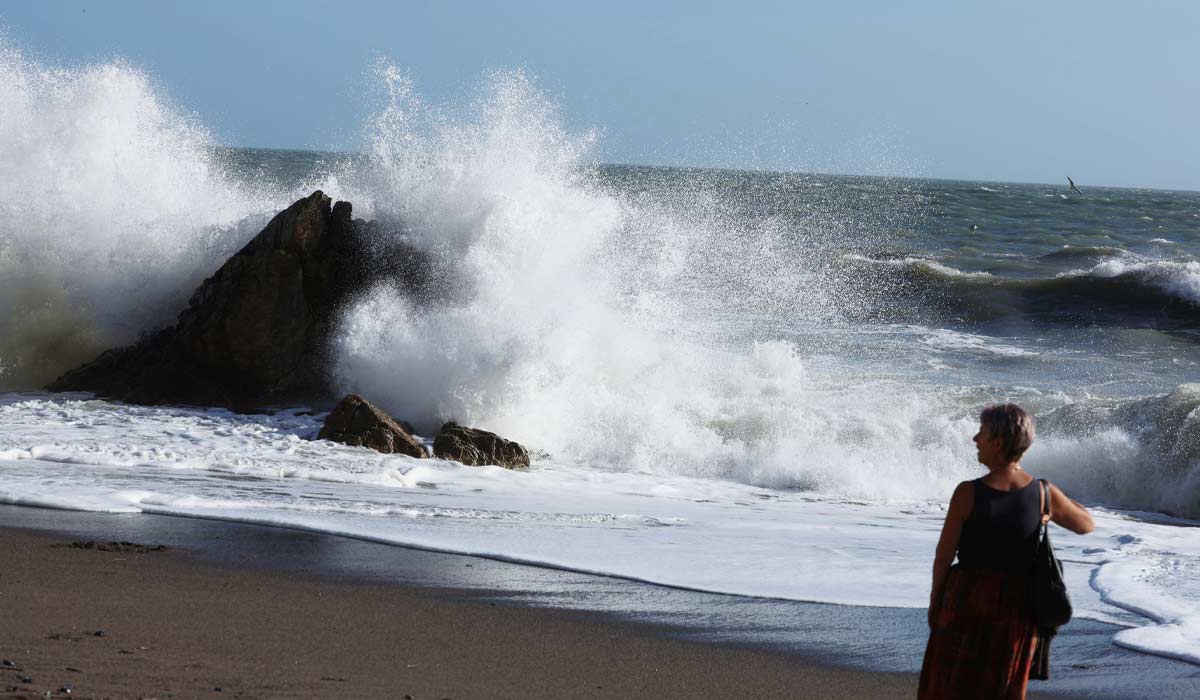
left=45, top=192, right=539, bottom=463
left=48, top=191, right=396, bottom=407
left=433, top=422, right=530, bottom=469
left=317, top=394, right=426, bottom=458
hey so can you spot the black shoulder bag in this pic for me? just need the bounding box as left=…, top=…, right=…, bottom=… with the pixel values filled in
left=1030, top=478, right=1072, bottom=680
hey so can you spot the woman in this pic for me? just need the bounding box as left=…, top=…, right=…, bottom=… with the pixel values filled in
left=919, top=404, right=1094, bottom=700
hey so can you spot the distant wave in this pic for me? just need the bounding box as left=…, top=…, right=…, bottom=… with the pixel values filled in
left=849, top=255, right=1200, bottom=328
left=843, top=254, right=993, bottom=279
left=1039, top=244, right=1132, bottom=261
left=1062, top=259, right=1200, bottom=306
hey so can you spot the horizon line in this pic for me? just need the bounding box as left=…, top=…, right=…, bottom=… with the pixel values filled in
left=214, top=144, right=1200, bottom=195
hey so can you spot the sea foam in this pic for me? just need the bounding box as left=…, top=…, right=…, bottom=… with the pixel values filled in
left=1, top=393, right=1197, bottom=669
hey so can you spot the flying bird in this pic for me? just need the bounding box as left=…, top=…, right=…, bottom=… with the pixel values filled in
left=1067, top=176, right=1082, bottom=195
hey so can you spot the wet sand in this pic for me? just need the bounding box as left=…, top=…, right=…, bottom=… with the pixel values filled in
left=0, top=524, right=919, bottom=700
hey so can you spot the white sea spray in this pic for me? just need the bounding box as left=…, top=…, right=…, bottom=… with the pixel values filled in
left=0, top=38, right=281, bottom=390
left=324, top=66, right=974, bottom=500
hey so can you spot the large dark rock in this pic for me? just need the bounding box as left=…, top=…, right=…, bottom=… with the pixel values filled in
left=433, top=422, right=530, bottom=469
left=317, top=394, right=426, bottom=458
left=47, top=192, right=422, bottom=408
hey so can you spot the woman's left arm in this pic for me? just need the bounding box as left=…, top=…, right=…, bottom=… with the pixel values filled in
left=929, top=481, right=971, bottom=626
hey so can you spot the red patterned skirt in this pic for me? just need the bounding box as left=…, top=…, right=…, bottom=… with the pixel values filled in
left=918, top=564, right=1039, bottom=700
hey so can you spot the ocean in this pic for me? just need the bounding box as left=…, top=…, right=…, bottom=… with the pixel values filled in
left=0, top=43, right=1198, bottom=691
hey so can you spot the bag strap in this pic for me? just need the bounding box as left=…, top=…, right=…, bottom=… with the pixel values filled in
left=1039, top=478, right=1052, bottom=527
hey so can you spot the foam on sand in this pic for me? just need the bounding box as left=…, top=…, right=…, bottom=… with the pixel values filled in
left=0, top=394, right=1197, bottom=669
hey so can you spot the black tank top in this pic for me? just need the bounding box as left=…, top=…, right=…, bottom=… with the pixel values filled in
left=956, top=477, right=1042, bottom=571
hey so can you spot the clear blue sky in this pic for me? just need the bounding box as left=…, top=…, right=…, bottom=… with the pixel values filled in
left=3, top=1, right=1198, bottom=189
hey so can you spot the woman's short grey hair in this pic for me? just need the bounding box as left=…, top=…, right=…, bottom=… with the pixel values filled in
left=980, top=403, right=1036, bottom=462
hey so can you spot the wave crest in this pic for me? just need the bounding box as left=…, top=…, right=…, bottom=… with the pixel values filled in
left=849, top=255, right=1200, bottom=328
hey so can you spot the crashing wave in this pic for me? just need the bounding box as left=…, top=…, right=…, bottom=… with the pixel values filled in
left=0, top=38, right=282, bottom=390
left=846, top=255, right=1200, bottom=328
left=1032, top=384, right=1200, bottom=518
left=1062, top=259, right=1200, bottom=306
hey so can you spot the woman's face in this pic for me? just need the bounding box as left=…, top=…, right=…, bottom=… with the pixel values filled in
left=973, top=422, right=1001, bottom=466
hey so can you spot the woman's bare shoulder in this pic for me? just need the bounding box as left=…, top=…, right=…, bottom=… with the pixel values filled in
left=948, top=480, right=974, bottom=520
left=952, top=479, right=976, bottom=497
left=1039, top=478, right=1071, bottom=503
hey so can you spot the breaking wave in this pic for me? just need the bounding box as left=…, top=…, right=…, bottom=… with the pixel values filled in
left=1033, top=384, right=1200, bottom=518
left=0, top=38, right=283, bottom=390
left=850, top=255, right=1200, bottom=328
left=324, top=66, right=976, bottom=501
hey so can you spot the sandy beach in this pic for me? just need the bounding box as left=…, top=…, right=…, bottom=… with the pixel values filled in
left=0, top=519, right=921, bottom=700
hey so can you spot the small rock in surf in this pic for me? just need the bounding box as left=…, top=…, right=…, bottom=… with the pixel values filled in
left=317, top=394, right=426, bottom=458
left=433, top=422, right=530, bottom=469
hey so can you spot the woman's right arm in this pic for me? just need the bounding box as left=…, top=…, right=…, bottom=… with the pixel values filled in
left=929, top=481, right=972, bottom=626
left=1049, top=483, right=1094, bottom=534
